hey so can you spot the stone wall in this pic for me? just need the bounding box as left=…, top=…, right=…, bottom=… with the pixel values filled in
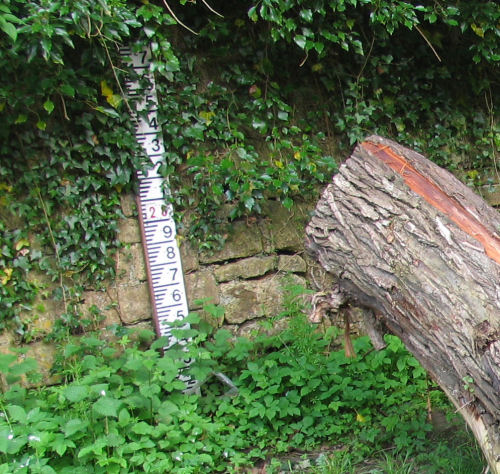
left=5, top=183, right=498, bottom=380
left=115, top=196, right=322, bottom=335
left=0, top=195, right=333, bottom=380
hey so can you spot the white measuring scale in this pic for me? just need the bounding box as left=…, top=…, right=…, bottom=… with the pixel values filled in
left=119, top=45, right=190, bottom=349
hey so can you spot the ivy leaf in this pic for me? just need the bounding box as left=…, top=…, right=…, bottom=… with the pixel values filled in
left=60, top=84, right=75, bottom=97
left=199, top=110, right=215, bottom=125
left=251, top=119, right=267, bottom=133
left=248, top=6, right=258, bottom=22
left=184, top=124, right=205, bottom=140
left=356, top=411, right=367, bottom=423
left=43, top=99, right=55, bottom=114
left=471, top=23, right=484, bottom=38
left=243, top=196, right=255, bottom=210
left=0, top=268, right=12, bottom=285
left=294, top=35, right=306, bottom=49
left=282, top=197, right=293, bottom=209
left=94, top=106, right=120, bottom=119
left=277, top=110, right=288, bottom=121
left=15, top=239, right=30, bottom=252
left=100, top=80, right=113, bottom=98
left=0, top=19, right=17, bottom=42
left=299, top=9, right=313, bottom=22
left=107, top=94, right=122, bottom=109
left=101, top=81, right=122, bottom=109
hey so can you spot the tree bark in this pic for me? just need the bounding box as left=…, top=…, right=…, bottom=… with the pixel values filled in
left=305, top=135, right=500, bottom=472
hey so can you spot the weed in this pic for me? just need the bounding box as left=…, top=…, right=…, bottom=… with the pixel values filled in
left=0, top=288, right=485, bottom=472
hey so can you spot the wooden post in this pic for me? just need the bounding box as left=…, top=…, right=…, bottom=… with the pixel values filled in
left=306, top=135, right=500, bottom=472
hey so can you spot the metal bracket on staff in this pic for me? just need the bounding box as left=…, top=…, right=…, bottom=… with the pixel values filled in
left=119, top=45, right=190, bottom=350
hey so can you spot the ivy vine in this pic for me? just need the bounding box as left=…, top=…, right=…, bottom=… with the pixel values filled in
left=0, top=0, right=498, bottom=336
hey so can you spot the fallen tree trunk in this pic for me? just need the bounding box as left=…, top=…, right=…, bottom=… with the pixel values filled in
left=305, top=135, right=500, bottom=472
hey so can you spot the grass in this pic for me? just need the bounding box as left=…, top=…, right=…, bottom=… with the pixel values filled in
left=268, top=415, right=485, bottom=474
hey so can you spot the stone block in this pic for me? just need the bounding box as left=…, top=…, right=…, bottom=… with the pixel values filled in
left=481, top=184, right=500, bottom=207
left=236, top=319, right=263, bottom=338
left=304, top=253, right=336, bottom=291
left=117, top=283, right=152, bottom=324
left=117, top=218, right=141, bottom=244
left=237, top=317, right=289, bottom=338
left=200, top=221, right=263, bottom=263
left=260, top=200, right=313, bottom=252
left=220, top=274, right=306, bottom=325
left=116, top=243, right=146, bottom=284
left=120, top=193, right=137, bottom=217
left=24, top=342, right=58, bottom=386
left=278, top=254, right=307, bottom=273
left=20, top=293, right=65, bottom=339
left=197, top=307, right=225, bottom=328
left=214, top=256, right=277, bottom=282
left=80, top=290, right=121, bottom=327
left=185, top=269, right=219, bottom=309
left=97, top=320, right=155, bottom=347
left=26, top=267, right=56, bottom=287
left=28, top=232, right=46, bottom=254
left=0, top=332, right=14, bottom=355
left=223, top=324, right=239, bottom=335
left=180, top=240, right=199, bottom=273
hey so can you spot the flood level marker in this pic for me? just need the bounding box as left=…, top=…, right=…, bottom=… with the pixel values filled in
left=119, top=45, right=190, bottom=349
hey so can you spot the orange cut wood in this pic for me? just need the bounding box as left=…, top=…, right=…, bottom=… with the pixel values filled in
left=362, top=140, right=500, bottom=266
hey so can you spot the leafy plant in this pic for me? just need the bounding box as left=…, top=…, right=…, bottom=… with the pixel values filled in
left=0, top=291, right=483, bottom=472
left=0, top=221, right=41, bottom=333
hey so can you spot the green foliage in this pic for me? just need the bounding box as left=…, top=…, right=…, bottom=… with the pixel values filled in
left=159, top=0, right=499, bottom=238
left=248, top=0, right=499, bottom=63
left=0, top=221, right=41, bottom=333
left=153, top=39, right=337, bottom=246
left=0, top=0, right=152, bottom=333
left=0, top=292, right=483, bottom=472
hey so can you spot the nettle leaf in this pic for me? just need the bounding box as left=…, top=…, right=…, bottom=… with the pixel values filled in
left=139, top=383, right=161, bottom=398
left=0, top=429, right=11, bottom=454
left=132, top=421, right=153, bottom=435
left=118, top=408, right=131, bottom=426
left=0, top=353, right=16, bottom=372
left=64, top=418, right=89, bottom=437
left=93, top=397, right=122, bottom=418
left=6, top=405, right=26, bottom=424
left=156, top=355, right=180, bottom=375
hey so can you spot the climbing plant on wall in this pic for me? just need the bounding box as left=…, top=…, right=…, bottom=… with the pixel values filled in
left=0, top=0, right=498, bottom=337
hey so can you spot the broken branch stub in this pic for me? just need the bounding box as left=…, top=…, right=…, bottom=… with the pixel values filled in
left=305, top=135, right=500, bottom=473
